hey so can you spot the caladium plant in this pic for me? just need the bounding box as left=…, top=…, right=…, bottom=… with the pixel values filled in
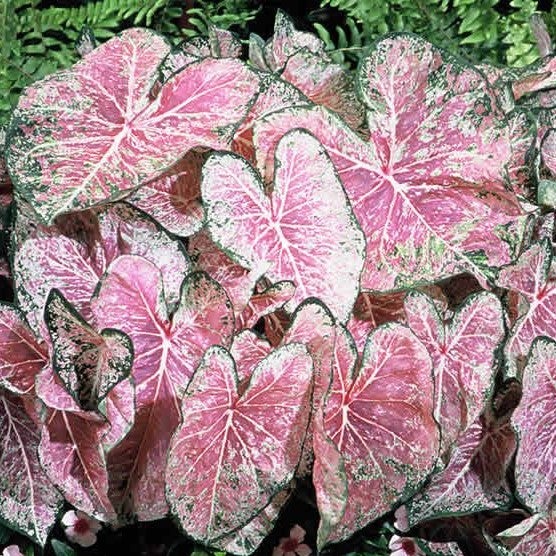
left=3, top=9, right=556, bottom=556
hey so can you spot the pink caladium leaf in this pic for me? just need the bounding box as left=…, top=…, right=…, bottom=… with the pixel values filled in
left=38, top=405, right=116, bottom=522
left=260, top=10, right=323, bottom=72
left=13, top=202, right=190, bottom=336
left=512, top=336, right=556, bottom=514
left=230, top=330, right=273, bottom=385
left=7, top=28, right=260, bottom=224
left=404, top=291, right=504, bottom=454
left=406, top=412, right=516, bottom=527
left=237, top=280, right=296, bottom=330
left=188, top=229, right=262, bottom=316
left=232, top=75, right=308, bottom=163
left=0, top=390, right=63, bottom=545
left=495, top=508, right=556, bottom=556
left=255, top=35, right=529, bottom=291
left=0, top=304, right=47, bottom=394
left=44, top=289, right=133, bottom=411
left=202, top=128, right=366, bottom=321
left=317, top=323, right=439, bottom=545
left=100, top=378, right=135, bottom=452
left=499, top=240, right=556, bottom=376
left=211, top=490, right=292, bottom=556
left=165, top=343, right=313, bottom=544
left=92, top=255, right=234, bottom=520
left=127, top=150, right=205, bottom=236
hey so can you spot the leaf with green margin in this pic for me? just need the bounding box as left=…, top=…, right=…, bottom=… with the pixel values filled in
left=404, top=291, right=505, bottom=455
left=165, top=344, right=313, bottom=545
left=317, top=323, right=439, bottom=545
left=202, top=129, right=365, bottom=322
left=0, top=390, right=63, bottom=546
left=7, top=28, right=260, bottom=224
left=512, top=336, right=556, bottom=514
left=44, top=288, right=133, bottom=411
left=254, top=34, right=529, bottom=291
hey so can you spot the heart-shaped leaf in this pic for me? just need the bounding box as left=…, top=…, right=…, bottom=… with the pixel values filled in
left=45, top=289, right=133, bottom=411
left=202, top=128, right=365, bottom=321
left=92, top=255, right=234, bottom=519
left=405, top=291, right=504, bottom=454
left=7, top=28, right=260, bottom=223
left=317, top=323, right=439, bottom=545
left=165, top=343, right=313, bottom=544
left=255, top=35, right=529, bottom=290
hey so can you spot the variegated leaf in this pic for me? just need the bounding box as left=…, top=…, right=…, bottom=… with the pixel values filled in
left=166, top=343, right=313, bottom=543
left=45, top=289, right=132, bottom=410
left=7, top=28, right=260, bottom=223
left=92, top=255, right=234, bottom=520
left=202, top=129, right=365, bottom=321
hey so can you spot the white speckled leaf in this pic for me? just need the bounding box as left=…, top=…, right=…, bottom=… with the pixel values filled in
left=202, top=129, right=365, bottom=321
left=165, top=343, right=313, bottom=544
left=512, top=337, right=556, bottom=513
left=405, top=291, right=504, bottom=453
left=13, top=202, right=190, bottom=336
left=0, top=304, right=47, bottom=394
left=38, top=405, right=116, bottom=522
left=0, top=391, right=63, bottom=545
left=319, top=323, right=439, bottom=545
left=230, top=330, right=273, bottom=385
left=7, top=28, right=260, bottom=223
left=254, top=34, right=529, bottom=290
left=45, top=289, right=132, bottom=411
left=92, top=255, right=234, bottom=520
left=127, top=150, right=205, bottom=236
left=499, top=240, right=556, bottom=376
left=407, top=413, right=516, bottom=527
left=237, top=280, right=295, bottom=330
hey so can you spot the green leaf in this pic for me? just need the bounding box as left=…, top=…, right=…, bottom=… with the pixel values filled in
left=51, top=540, right=77, bottom=556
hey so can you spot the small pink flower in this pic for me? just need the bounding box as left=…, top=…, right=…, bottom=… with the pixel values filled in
left=389, top=533, right=424, bottom=556
left=61, top=509, right=102, bottom=547
left=2, top=546, right=24, bottom=556
left=272, top=524, right=312, bottom=556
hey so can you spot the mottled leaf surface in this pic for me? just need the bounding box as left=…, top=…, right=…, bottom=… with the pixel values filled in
left=499, top=240, right=556, bottom=375
left=166, top=344, right=312, bottom=543
left=127, top=150, right=205, bottom=236
left=13, top=203, right=189, bottom=335
left=496, top=511, right=556, bottom=556
left=407, top=413, right=515, bottom=526
left=318, top=323, right=438, bottom=544
left=0, top=304, right=47, bottom=394
left=405, top=291, right=504, bottom=453
left=0, top=391, right=63, bottom=545
left=7, top=28, right=260, bottom=223
left=512, top=337, right=556, bottom=513
left=45, top=289, right=132, bottom=410
left=202, top=129, right=365, bottom=321
left=255, top=35, right=527, bottom=291
left=39, top=406, right=115, bottom=522
left=92, top=255, right=234, bottom=519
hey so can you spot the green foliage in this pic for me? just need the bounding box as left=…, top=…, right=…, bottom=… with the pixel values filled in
left=317, top=0, right=541, bottom=68
left=180, top=0, right=259, bottom=39
left=0, top=0, right=259, bottom=127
